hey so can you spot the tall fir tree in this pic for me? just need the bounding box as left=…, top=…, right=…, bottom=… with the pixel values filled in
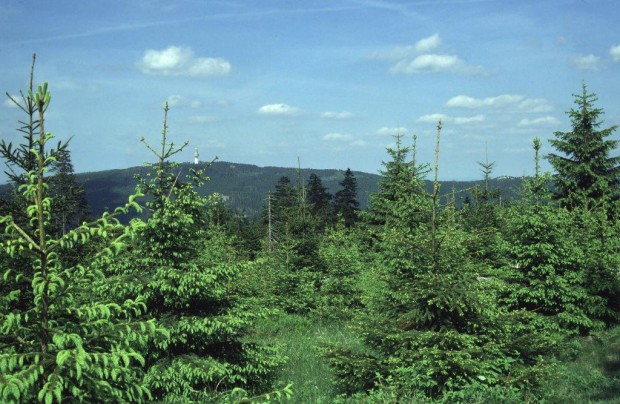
left=1, top=72, right=159, bottom=402
left=49, top=148, right=90, bottom=237
left=306, top=173, right=333, bottom=226
left=547, top=83, right=620, bottom=209
left=333, top=168, right=360, bottom=227
left=103, top=104, right=283, bottom=401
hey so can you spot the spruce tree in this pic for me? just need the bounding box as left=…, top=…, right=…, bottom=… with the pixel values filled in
left=306, top=173, right=333, bottom=226
left=49, top=148, right=90, bottom=237
left=0, top=74, right=159, bottom=402
left=333, top=168, right=359, bottom=227
left=103, top=105, right=283, bottom=401
left=547, top=83, right=620, bottom=209
left=324, top=124, right=549, bottom=400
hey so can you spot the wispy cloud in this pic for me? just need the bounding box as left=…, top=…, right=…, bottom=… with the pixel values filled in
left=376, top=126, right=408, bottom=136
left=369, top=34, right=484, bottom=76
left=570, top=54, right=600, bottom=71
left=610, top=45, right=620, bottom=62
left=417, top=113, right=485, bottom=124
left=321, top=111, right=355, bottom=120
left=517, top=116, right=560, bottom=126
left=137, top=46, right=231, bottom=77
left=3, top=96, right=19, bottom=108
left=185, top=115, right=218, bottom=124
left=323, top=132, right=354, bottom=141
left=367, top=33, right=440, bottom=60
left=446, top=94, right=552, bottom=113
left=166, top=95, right=202, bottom=108
left=390, top=54, right=483, bottom=75
left=257, top=103, right=302, bottom=116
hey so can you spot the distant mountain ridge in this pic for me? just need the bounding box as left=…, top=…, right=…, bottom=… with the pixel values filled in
left=2, top=161, right=524, bottom=218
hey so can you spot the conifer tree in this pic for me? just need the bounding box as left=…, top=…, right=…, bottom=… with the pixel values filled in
left=502, top=138, right=604, bottom=334
left=324, top=123, right=548, bottom=400
left=547, top=83, right=620, bottom=209
left=306, top=173, right=333, bottom=226
left=333, top=168, right=359, bottom=227
left=49, top=148, right=90, bottom=237
left=104, top=104, right=283, bottom=401
left=0, top=72, right=159, bottom=402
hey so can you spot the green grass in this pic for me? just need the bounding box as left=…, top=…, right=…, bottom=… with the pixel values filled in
left=538, top=326, right=620, bottom=403
left=250, top=313, right=361, bottom=403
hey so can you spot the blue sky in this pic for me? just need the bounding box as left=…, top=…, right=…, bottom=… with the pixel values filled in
left=1, top=0, right=619, bottom=181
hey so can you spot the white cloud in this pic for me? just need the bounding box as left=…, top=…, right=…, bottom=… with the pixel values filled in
left=390, top=54, right=484, bottom=75
left=351, top=140, right=367, bottom=147
left=454, top=115, right=485, bottom=124
left=377, top=126, right=408, bottom=136
left=610, top=45, right=620, bottom=62
left=446, top=94, right=553, bottom=113
left=414, top=34, right=441, bottom=53
left=417, top=113, right=447, bottom=123
left=516, top=98, right=553, bottom=113
left=323, top=132, right=354, bottom=141
left=368, top=34, right=441, bottom=61
left=321, top=111, right=355, bottom=120
left=517, top=116, right=560, bottom=126
left=257, top=103, right=302, bottom=116
left=3, top=95, right=19, bottom=108
left=166, top=95, right=202, bottom=108
left=186, top=115, right=217, bottom=124
left=138, top=46, right=231, bottom=76
left=417, top=113, right=484, bottom=125
left=570, top=54, right=600, bottom=71
left=447, top=94, right=523, bottom=108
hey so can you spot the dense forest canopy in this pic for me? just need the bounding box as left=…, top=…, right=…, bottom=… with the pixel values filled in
left=1, top=58, right=620, bottom=403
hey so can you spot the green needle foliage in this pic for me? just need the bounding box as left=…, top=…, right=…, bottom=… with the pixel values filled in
left=324, top=129, right=553, bottom=401
left=0, top=71, right=161, bottom=403
left=103, top=104, right=284, bottom=402
left=547, top=83, right=620, bottom=209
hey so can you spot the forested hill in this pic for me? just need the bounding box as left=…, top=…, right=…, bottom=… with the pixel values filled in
left=0, top=161, right=523, bottom=217
left=72, top=161, right=523, bottom=218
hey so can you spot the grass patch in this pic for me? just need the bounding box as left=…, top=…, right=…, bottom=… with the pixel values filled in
left=250, top=313, right=361, bottom=403
left=539, top=326, right=620, bottom=403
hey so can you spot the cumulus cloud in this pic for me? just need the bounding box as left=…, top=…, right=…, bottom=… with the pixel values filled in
left=517, top=116, right=560, bottom=126
left=257, top=103, right=302, bottom=116
left=166, top=95, right=202, bottom=108
left=417, top=113, right=484, bottom=125
left=610, top=45, right=620, bottom=62
left=368, top=34, right=441, bottom=60
left=416, top=113, right=447, bottom=123
left=390, top=54, right=483, bottom=75
left=138, top=46, right=231, bottom=76
left=321, top=111, right=355, bottom=120
left=323, top=132, right=354, bottom=141
left=570, top=54, right=600, bottom=71
left=368, top=34, right=483, bottom=75
left=414, top=33, right=441, bottom=53
left=377, top=127, right=408, bottom=136
left=446, top=94, right=553, bottom=113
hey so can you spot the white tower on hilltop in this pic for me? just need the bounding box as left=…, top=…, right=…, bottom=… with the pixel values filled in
left=194, top=147, right=199, bottom=164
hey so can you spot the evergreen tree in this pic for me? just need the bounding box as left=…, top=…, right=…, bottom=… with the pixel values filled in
left=502, top=139, right=604, bottom=334
left=104, top=105, right=283, bottom=401
left=364, top=134, right=430, bottom=229
left=306, top=173, right=333, bottom=226
left=333, top=168, right=359, bottom=227
left=324, top=124, right=550, bottom=401
left=1, top=77, right=159, bottom=402
left=547, top=83, right=620, bottom=209
left=49, top=148, right=90, bottom=237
